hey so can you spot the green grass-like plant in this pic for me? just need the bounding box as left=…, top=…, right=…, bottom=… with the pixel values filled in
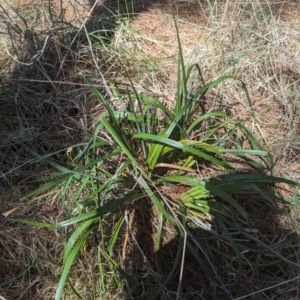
left=16, top=19, right=300, bottom=300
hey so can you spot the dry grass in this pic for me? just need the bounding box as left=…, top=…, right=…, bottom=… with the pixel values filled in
left=1, top=0, right=300, bottom=299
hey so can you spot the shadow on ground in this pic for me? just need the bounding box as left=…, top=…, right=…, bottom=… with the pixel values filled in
left=0, top=0, right=199, bottom=193
left=124, top=192, right=299, bottom=299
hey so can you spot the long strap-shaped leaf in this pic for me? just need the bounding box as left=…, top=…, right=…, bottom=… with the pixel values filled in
left=134, top=133, right=231, bottom=169
left=100, top=116, right=137, bottom=165
left=55, top=223, right=94, bottom=300
left=57, top=192, right=143, bottom=227
left=229, top=217, right=300, bottom=270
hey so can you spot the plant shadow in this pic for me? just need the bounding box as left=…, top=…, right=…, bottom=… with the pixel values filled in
left=0, top=0, right=203, bottom=192
left=124, top=186, right=299, bottom=299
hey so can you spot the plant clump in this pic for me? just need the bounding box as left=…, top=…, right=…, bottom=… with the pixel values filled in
left=1, top=1, right=299, bottom=300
